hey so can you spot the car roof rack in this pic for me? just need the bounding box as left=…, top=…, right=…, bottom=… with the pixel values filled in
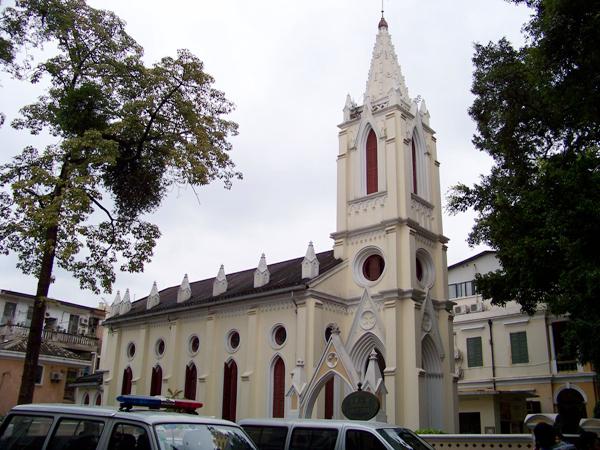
left=116, top=395, right=203, bottom=414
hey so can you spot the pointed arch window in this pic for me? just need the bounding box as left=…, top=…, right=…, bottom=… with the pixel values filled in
left=150, top=365, right=162, bottom=396
left=83, top=393, right=90, bottom=405
left=222, top=360, right=238, bottom=422
left=121, top=367, right=132, bottom=395
left=185, top=362, right=197, bottom=400
left=272, top=356, right=285, bottom=418
left=95, top=393, right=102, bottom=405
left=366, top=129, right=378, bottom=194
left=411, top=139, right=418, bottom=195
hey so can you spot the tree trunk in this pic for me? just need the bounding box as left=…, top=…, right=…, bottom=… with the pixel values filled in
left=17, top=161, right=69, bottom=405
left=16, top=223, right=59, bottom=404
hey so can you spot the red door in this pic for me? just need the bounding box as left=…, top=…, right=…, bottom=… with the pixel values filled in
left=272, top=357, right=285, bottom=417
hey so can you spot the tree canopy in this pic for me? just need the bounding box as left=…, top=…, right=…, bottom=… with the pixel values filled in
left=0, top=0, right=240, bottom=403
left=448, top=0, right=600, bottom=369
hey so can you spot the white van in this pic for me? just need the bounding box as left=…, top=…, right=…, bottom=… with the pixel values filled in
left=0, top=396, right=256, bottom=450
left=239, top=418, right=434, bottom=450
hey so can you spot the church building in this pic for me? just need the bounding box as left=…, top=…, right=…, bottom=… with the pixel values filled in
left=100, top=15, right=457, bottom=432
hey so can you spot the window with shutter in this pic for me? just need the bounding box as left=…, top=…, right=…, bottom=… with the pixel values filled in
left=185, top=362, right=197, bottom=400
left=466, top=336, right=483, bottom=367
left=510, top=331, right=529, bottom=364
left=150, top=365, right=162, bottom=396
left=366, top=130, right=378, bottom=194
left=121, top=367, right=132, bottom=395
left=222, top=360, right=238, bottom=422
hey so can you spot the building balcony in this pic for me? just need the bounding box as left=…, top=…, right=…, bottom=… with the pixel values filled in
left=0, top=324, right=100, bottom=353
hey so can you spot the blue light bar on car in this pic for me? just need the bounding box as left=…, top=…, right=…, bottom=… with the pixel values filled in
left=116, top=395, right=203, bottom=411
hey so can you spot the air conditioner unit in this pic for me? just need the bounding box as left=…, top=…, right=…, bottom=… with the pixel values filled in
left=470, top=303, right=484, bottom=313
left=79, top=317, right=89, bottom=325
left=453, top=305, right=467, bottom=315
left=50, top=371, right=63, bottom=382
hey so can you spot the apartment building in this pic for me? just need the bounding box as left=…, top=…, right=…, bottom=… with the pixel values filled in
left=450, top=251, right=597, bottom=434
left=0, top=289, right=106, bottom=413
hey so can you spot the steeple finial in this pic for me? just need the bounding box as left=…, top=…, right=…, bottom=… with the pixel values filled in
left=378, top=0, right=388, bottom=30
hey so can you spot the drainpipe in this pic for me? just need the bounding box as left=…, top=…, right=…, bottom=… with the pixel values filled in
left=488, top=319, right=497, bottom=391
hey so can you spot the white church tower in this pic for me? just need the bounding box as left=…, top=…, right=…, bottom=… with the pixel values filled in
left=329, top=15, right=455, bottom=430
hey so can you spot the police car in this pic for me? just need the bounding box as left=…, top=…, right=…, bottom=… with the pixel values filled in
left=0, top=395, right=256, bottom=450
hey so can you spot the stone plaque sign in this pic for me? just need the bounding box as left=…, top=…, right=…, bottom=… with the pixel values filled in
left=341, top=390, right=380, bottom=420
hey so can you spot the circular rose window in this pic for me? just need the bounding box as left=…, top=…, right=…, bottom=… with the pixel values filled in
left=155, top=338, right=165, bottom=357
left=127, top=342, right=136, bottom=359
left=189, top=335, right=200, bottom=355
left=272, top=325, right=287, bottom=347
left=362, top=254, right=385, bottom=281
left=227, top=330, right=240, bottom=352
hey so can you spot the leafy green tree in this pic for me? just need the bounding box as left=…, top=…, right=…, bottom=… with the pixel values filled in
left=448, top=0, right=600, bottom=370
left=0, top=0, right=240, bottom=404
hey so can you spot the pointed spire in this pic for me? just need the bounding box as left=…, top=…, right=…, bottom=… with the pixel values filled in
left=213, top=265, right=228, bottom=296
left=110, top=291, right=122, bottom=317
left=343, top=93, right=355, bottom=122
left=302, top=241, right=320, bottom=279
left=419, top=98, right=430, bottom=126
left=254, top=253, right=270, bottom=288
left=177, top=274, right=192, bottom=303
left=119, top=289, right=131, bottom=315
left=364, top=16, right=410, bottom=105
left=146, top=281, right=160, bottom=310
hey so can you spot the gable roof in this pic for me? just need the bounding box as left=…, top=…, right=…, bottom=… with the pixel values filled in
left=447, top=250, right=496, bottom=271
left=0, top=337, right=89, bottom=361
left=106, top=250, right=342, bottom=322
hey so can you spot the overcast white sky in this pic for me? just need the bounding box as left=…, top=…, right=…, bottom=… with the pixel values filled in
left=0, top=0, right=531, bottom=308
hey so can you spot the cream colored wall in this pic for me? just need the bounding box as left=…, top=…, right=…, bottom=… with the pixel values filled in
left=459, top=396, right=498, bottom=432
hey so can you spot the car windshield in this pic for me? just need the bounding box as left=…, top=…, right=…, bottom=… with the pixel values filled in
left=377, top=428, right=434, bottom=450
left=154, top=423, right=255, bottom=450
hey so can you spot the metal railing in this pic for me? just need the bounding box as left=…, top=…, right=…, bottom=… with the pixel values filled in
left=0, top=324, right=99, bottom=350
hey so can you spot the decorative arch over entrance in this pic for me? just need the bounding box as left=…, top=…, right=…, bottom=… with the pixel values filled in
left=422, top=334, right=443, bottom=430
left=349, top=332, right=385, bottom=379
left=299, top=328, right=360, bottom=419
left=556, top=387, right=587, bottom=434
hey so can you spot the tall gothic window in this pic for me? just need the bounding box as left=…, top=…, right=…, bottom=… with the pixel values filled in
left=411, top=139, right=418, bottom=195
left=272, top=356, right=285, bottom=418
left=222, top=360, right=238, bottom=422
left=121, top=367, right=132, bottom=395
left=185, top=362, right=197, bottom=400
left=366, top=129, right=378, bottom=194
left=150, top=365, right=162, bottom=396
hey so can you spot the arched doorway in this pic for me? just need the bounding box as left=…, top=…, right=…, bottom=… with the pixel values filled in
left=422, top=335, right=443, bottom=429
left=121, top=367, right=132, bottom=395
left=272, top=356, right=285, bottom=418
left=222, top=359, right=238, bottom=422
left=184, top=362, right=197, bottom=400
left=150, top=365, right=162, bottom=396
left=556, top=388, right=587, bottom=434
